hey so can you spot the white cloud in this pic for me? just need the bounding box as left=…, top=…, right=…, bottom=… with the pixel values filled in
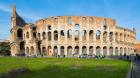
left=0, top=3, right=42, bottom=21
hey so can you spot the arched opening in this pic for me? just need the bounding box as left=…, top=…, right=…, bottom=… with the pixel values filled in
left=48, top=25, right=51, bottom=30
left=96, top=30, right=101, bottom=41
left=38, top=33, right=40, bottom=40
left=33, top=32, right=36, bottom=38
left=82, top=46, right=87, bottom=55
left=67, top=46, right=72, bottom=57
left=109, top=47, right=113, bottom=56
left=75, top=24, right=80, bottom=30
left=30, top=46, right=34, bottom=55
left=82, top=30, right=86, bottom=42
left=54, top=46, right=58, bottom=56
left=103, top=26, right=107, bottom=30
left=120, top=47, right=123, bottom=55
left=20, top=42, right=25, bottom=55
left=103, top=46, right=107, bottom=56
left=67, top=30, right=72, bottom=41
left=42, top=32, right=46, bottom=40
left=17, top=29, right=23, bottom=38
left=60, top=46, right=65, bottom=56
left=26, top=47, right=29, bottom=55
left=42, top=47, right=47, bottom=56
left=103, top=31, right=107, bottom=42
left=74, top=46, right=79, bottom=55
left=54, top=30, right=58, bottom=41
left=60, top=30, right=65, bottom=40
left=48, top=31, right=51, bottom=41
left=47, top=46, right=52, bottom=56
left=124, top=34, right=126, bottom=42
left=89, top=30, right=94, bottom=42
left=75, top=30, right=79, bottom=42
left=68, top=17, right=72, bottom=25
left=115, top=47, right=118, bottom=56
left=120, top=33, right=123, bottom=42
left=115, top=32, right=118, bottom=42
left=109, top=32, right=113, bottom=42
left=96, top=46, right=100, bottom=56
left=89, top=46, right=93, bottom=55
left=26, top=32, right=29, bottom=38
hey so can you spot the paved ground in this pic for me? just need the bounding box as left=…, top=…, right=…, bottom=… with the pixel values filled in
left=132, top=59, right=140, bottom=78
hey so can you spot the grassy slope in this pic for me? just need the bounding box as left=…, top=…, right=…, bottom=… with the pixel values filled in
left=0, top=57, right=130, bottom=78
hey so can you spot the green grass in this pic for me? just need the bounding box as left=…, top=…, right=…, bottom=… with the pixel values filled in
left=0, top=57, right=130, bottom=78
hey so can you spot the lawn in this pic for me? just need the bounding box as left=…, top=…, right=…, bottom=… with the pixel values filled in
left=0, top=57, right=130, bottom=78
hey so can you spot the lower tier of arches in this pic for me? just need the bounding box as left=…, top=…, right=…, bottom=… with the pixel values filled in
left=25, top=45, right=134, bottom=57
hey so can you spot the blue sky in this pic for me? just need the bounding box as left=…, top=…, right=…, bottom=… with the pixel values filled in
left=0, top=0, right=140, bottom=40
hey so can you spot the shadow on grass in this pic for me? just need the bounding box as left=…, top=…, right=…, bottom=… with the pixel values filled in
left=16, top=64, right=128, bottom=78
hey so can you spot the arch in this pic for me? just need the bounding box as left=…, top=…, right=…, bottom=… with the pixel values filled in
left=120, top=33, right=123, bottom=41
left=48, top=31, right=51, bottom=41
left=33, top=32, right=36, bottom=38
left=17, top=29, right=23, bottom=38
left=30, top=46, right=34, bottom=55
left=96, top=30, right=101, bottom=41
left=96, top=46, right=101, bottom=56
left=26, top=32, right=29, bottom=38
left=20, top=42, right=25, bottom=51
left=109, top=47, right=113, bottom=56
left=75, top=24, right=80, bottom=30
left=54, top=30, right=58, bottom=41
left=120, top=47, right=123, bottom=55
left=60, top=30, right=65, bottom=36
left=103, top=26, right=107, bottom=30
left=26, top=47, right=29, bottom=55
left=67, top=29, right=72, bottom=39
left=60, top=46, right=65, bottom=56
left=74, top=46, right=79, bottom=55
left=103, top=46, right=107, bottom=56
left=54, top=46, right=58, bottom=56
left=42, top=32, right=46, bottom=40
left=115, top=32, right=118, bottom=42
left=103, top=31, right=107, bottom=42
left=115, top=47, right=118, bottom=55
left=109, top=32, right=113, bottom=42
left=75, top=30, right=79, bottom=41
left=67, top=46, right=72, bottom=56
left=89, top=30, right=94, bottom=42
left=89, top=46, right=93, bottom=55
left=82, top=46, right=87, bottom=54
left=42, top=47, right=47, bottom=55
left=82, top=30, right=86, bottom=41
left=47, top=46, right=52, bottom=56
left=48, top=25, right=51, bottom=30
left=38, top=33, right=40, bottom=40
left=68, top=17, right=72, bottom=25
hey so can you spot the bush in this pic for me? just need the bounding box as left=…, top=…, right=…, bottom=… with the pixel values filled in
left=0, top=42, right=10, bottom=56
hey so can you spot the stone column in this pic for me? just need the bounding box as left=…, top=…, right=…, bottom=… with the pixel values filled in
left=94, top=46, right=96, bottom=55
left=79, top=46, right=82, bottom=55
left=64, top=46, right=67, bottom=56
left=107, top=47, right=110, bottom=56
left=100, top=46, right=103, bottom=55
left=65, top=30, right=67, bottom=43
left=51, top=31, right=54, bottom=43
left=58, top=31, right=60, bottom=42
left=58, top=46, right=60, bottom=55
left=87, top=46, right=89, bottom=55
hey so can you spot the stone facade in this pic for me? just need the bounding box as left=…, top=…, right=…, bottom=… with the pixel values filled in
left=10, top=5, right=136, bottom=57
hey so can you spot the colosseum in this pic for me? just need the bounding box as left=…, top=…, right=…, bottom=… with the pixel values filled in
left=10, top=5, right=136, bottom=57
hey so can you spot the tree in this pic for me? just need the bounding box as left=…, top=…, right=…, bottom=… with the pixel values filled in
left=0, top=42, right=10, bottom=56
